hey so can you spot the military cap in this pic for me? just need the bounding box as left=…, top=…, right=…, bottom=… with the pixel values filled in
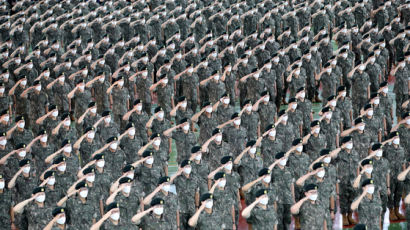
left=369, top=93, right=378, bottom=100
left=354, top=117, right=363, bottom=125
left=321, top=107, right=331, bottom=113
left=53, top=156, right=66, bottom=165
left=15, top=143, right=26, bottom=150
left=125, top=122, right=134, bottom=130
left=76, top=79, right=85, bottom=85
left=105, top=202, right=119, bottom=212
left=180, top=160, right=191, bottom=168
left=122, top=164, right=134, bottom=173
left=191, top=146, right=201, bottom=154
left=327, top=95, right=336, bottom=102
left=84, top=127, right=95, bottom=133
left=0, top=109, right=8, bottom=116
left=220, top=156, right=233, bottom=164
left=304, top=183, right=318, bottom=192
left=150, top=133, right=160, bottom=140
left=212, top=128, right=221, bottom=136
left=361, top=179, right=374, bottom=187
left=361, top=159, right=373, bottom=166
left=37, top=129, right=47, bottom=136
left=142, top=150, right=153, bottom=157
left=364, top=104, right=372, bottom=110
left=214, top=172, right=226, bottom=180
left=255, top=189, right=268, bottom=198
left=119, top=177, right=132, bottom=185
left=15, top=115, right=24, bottom=122
left=93, top=153, right=104, bottom=160
left=264, top=124, right=275, bottom=132
left=48, top=104, right=57, bottom=111
left=337, top=85, right=346, bottom=92
left=80, top=165, right=94, bottom=175
left=33, top=80, right=40, bottom=86
left=158, top=176, right=170, bottom=185
left=19, top=159, right=30, bottom=167
left=33, top=187, right=46, bottom=194
left=177, top=96, right=186, bottom=102
left=258, top=168, right=271, bottom=177
left=243, top=99, right=251, bottom=106
left=312, top=162, right=324, bottom=170
left=231, top=113, right=239, bottom=120
left=398, top=57, right=405, bottom=62
left=133, top=99, right=141, bottom=105
left=320, top=149, right=331, bottom=156
left=341, top=136, right=352, bottom=144
left=61, top=113, right=70, bottom=120
left=310, top=120, right=320, bottom=127
left=154, top=106, right=163, bottom=113
left=278, top=109, right=286, bottom=117
left=402, top=111, right=410, bottom=119
left=292, top=138, right=302, bottom=146
left=75, top=181, right=87, bottom=190
left=44, top=170, right=55, bottom=179
left=178, top=118, right=188, bottom=125
left=202, top=101, right=212, bottom=109
left=52, top=207, right=65, bottom=217
left=102, top=110, right=111, bottom=117
left=0, top=132, right=5, bottom=137
left=371, top=143, right=382, bottom=151
left=61, top=139, right=71, bottom=147
left=151, top=198, right=164, bottom=207
left=200, top=193, right=213, bottom=202
left=379, top=81, right=388, bottom=88
left=388, top=131, right=399, bottom=139
left=275, top=152, right=285, bottom=159
left=261, top=91, right=269, bottom=97
left=106, top=136, right=118, bottom=144
left=88, top=102, right=96, bottom=108
left=246, top=140, right=256, bottom=147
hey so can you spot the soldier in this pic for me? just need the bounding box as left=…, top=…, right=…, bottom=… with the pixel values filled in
left=164, top=118, right=196, bottom=164
left=383, top=131, right=406, bottom=221
left=271, top=152, right=294, bottom=230
left=135, top=68, right=152, bottom=115
left=132, top=198, right=174, bottom=230
left=31, top=130, right=54, bottom=172
left=341, top=118, right=372, bottom=160
left=173, top=160, right=200, bottom=230
left=254, top=91, right=276, bottom=133
left=96, top=111, right=119, bottom=144
left=170, top=97, right=193, bottom=127
left=291, top=184, right=326, bottom=229
left=151, top=73, right=174, bottom=121
left=336, top=86, right=353, bottom=129
left=99, top=202, right=135, bottom=229
left=147, top=107, right=172, bottom=155
left=392, top=57, right=409, bottom=118
left=193, top=102, right=218, bottom=144
left=362, top=103, right=383, bottom=143
left=119, top=122, right=141, bottom=163
left=260, top=124, right=284, bottom=165
left=0, top=174, right=12, bottom=228
left=189, top=146, right=209, bottom=195
left=287, top=98, right=303, bottom=139
left=349, top=63, right=370, bottom=117
left=305, top=121, right=327, bottom=161
left=242, top=189, right=278, bottom=229
left=234, top=140, right=263, bottom=185
left=297, top=161, right=336, bottom=229
left=188, top=193, right=224, bottom=229
left=124, top=99, right=149, bottom=144
left=19, top=186, right=53, bottom=230
left=288, top=138, right=310, bottom=199
left=65, top=181, right=99, bottom=230
left=108, top=76, right=129, bottom=130
left=334, top=136, right=360, bottom=226
left=52, top=113, right=77, bottom=147
left=241, top=100, right=260, bottom=140
left=351, top=179, right=383, bottom=230
left=242, top=168, right=277, bottom=207
left=210, top=172, right=236, bottom=230
left=10, top=116, right=34, bottom=149
left=276, top=110, right=299, bottom=151
left=378, top=82, right=393, bottom=133
left=222, top=113, right=248, bottom=158
left=214, top=93, right=235, bottom=124
left=320, top=106, right=340, bottom=149
left=102, top=136, right=126, bottom=180
left=136, top=151, right=165, bottom=195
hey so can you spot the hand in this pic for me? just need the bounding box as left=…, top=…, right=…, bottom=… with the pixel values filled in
left=387, top=188, right=391, bottom=195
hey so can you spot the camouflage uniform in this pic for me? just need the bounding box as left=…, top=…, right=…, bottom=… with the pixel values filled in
left=320, top=119, right=340, bottom=150
left=334, top=149, right=359, bottom=214
left=246, top=204, right=278, bottom=230
left=272, top=166, right=293, bottom=230
left=237, top=153, right=263, bottom=185
left=66, top=196, right=100, bottom=230
left=129, top=111, right=149, bottom=144
left=174, top=174, right=200, bottom=230
left=257, top=102, right=276, bottom=134
left=306, top=134, right=327, bottom=161
left=351, top=71, right=370, bottom=117
left=171, top=129, right=197, bottom=164
left=336, top=96, right=353, bottom=128
left=224, top=125, right=248, bottom=158
left=383, top=144, right=405, bottom=209
left=299, top=200, right=326, bottom=229
left=241, top=111, right=259, bottom=140
left=261, top=137, right=284, bottom=166
left=24, top=203, right=53, bottom=230
left=356, top=193, right=382, bottom=230
left=137, top=213, right=176, bottom=230
left=351, top=131, right=372, bottom=160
